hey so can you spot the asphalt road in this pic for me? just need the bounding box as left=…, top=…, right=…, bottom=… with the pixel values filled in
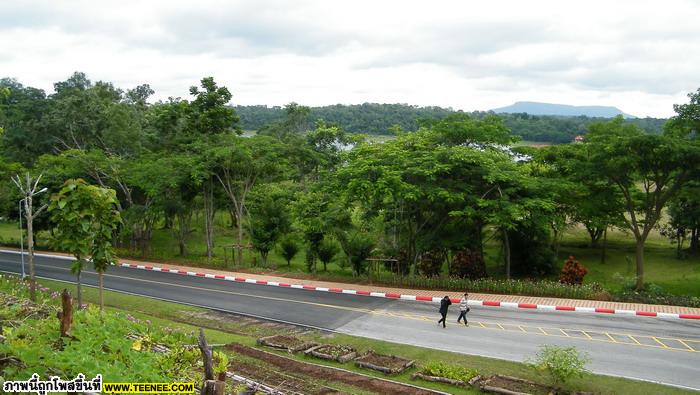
left=1, top=252, right=699, bottom=391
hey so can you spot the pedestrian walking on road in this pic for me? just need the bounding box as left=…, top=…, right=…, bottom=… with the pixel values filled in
left=437, top=295, right=452, bottom=328
left=457, top=293, right=470, bottom=326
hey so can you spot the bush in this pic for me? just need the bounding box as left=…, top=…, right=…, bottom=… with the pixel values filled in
left=278, top=236, right=300, bottom=266
left=418, top=250, right=443, bottom=277
left=371, top=273, right=611, bottom=300
left=317, top=238, right=340, bottom=272
left=527, top=345, right=590, bottom=386
left=559, top=256, right=588, bottom=285
left=345, top=231, right=374, bottom=276
left=509, top=222, right=556, bottom=277
left=421, top=361, right=479, bottom=383
left=449, top=249, right=486, bottom=279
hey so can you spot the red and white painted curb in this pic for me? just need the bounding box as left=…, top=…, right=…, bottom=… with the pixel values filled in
left=3, top=250, right=700, bottom=321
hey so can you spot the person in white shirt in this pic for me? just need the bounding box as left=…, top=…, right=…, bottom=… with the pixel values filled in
left=457, top=292, right=470, bottom=326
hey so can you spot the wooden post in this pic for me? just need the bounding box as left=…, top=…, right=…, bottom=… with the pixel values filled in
left=198, top=328, right=226, bottom=395
left=57, top=289, right=73, bottom=337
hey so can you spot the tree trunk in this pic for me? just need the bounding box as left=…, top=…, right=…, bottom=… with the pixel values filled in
left=635, top=238, right=645, bottom=290
left=198, top=328, right=214, bottom=381
left=76, top=270, right=83, bottom=308
left=236, top=208, right=244, bottom=266
left=58, top=289, right=73, bottom=337
left=25, top=198, right=36, bottom=302
left=503, top=228, right=511, bottom=279
left=203, top=178, right=215, bottom=262
left=98, top=272, right=104, bottom=311
left=690, top=227, right=699, bottom=254
left=601, top=226, right=608, bottom=265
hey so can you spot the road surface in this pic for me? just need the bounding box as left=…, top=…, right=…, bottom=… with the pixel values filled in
left=1, top=251, right=698, bottom=391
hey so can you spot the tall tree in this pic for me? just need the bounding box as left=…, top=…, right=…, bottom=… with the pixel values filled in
left=585, top=116, right=700, bottom=289
left=210, top=135, right=285, bottom=265
left=49, top=179, right=121, bottom=308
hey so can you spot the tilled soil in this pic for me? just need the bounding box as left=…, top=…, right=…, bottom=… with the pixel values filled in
left=232, top=359, right=341, bottom=395
left=226, top=343, right=441, bottom=395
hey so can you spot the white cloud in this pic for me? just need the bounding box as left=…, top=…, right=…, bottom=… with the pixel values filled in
left=1, top=0, right=699, bottom=117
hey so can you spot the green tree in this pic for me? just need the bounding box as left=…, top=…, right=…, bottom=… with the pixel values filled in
left=585, top=116, right=700, bottom=289
left=48, top=179, right=122, bottom=309
left=247, top=186, right=291, bottom=266
left=317, top=237, right=340, bottom=272
left=278, top=236, right=300, bottom=266
left=210, top=135, right=286, bottom=265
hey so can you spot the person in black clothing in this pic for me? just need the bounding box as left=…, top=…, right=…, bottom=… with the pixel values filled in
left=437, top=295, right=452, bottom=328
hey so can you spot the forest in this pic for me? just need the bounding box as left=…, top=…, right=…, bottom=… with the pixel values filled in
left=234, top=103, right=667, bottom=143
left=1, top=72, right=699, bottom=302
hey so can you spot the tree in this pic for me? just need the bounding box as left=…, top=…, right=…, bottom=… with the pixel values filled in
left=247, top=186, right=291, bottom=266
left=585, top=116, right=700, bottom=289
left=48, top=179, right=122, bottom=309
left=317, top=238, right=340, bottom=272
left=278, top=236, right=300, bottom=266
left=11, top=173, right=49, bottom=301
left=211, top=135, right=285, bottom=265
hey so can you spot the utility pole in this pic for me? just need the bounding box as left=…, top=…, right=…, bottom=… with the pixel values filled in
left=12, top=173, right=48, bottom=302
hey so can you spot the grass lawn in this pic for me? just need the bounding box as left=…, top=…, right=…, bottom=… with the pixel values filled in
left=2, top=213, right=699, bottom=298
left=25, top=276, right=694, bottom=395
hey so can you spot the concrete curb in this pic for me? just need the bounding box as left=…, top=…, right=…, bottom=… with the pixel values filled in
left=4, top=249, right=700, bottom=321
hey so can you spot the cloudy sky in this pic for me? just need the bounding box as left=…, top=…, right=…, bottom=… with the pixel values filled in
left=1, top=0, right=699, bottom=117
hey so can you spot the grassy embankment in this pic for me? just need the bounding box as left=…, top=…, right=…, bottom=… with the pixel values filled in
left=1, top=216, right=698, bottom=298
left=19, top=275, right=694, bottom=395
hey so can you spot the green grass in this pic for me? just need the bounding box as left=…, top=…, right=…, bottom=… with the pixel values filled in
left=22, top=276, right=694, bottom=395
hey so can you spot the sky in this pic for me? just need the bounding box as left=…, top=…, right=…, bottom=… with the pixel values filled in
left=1, top=0, right=699, bottom=118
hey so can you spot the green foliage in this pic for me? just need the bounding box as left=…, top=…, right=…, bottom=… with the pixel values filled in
left=234, top=103, right=665, bottom=142
left=527, top=345, right=590, bottom=386
left=212, top=350, right=230, bottom=376
left=420, top=361, right=479, bottom=383
left=248, top=188, right=291, bottom=266
left=344, top=231, right=374, bottom=276
left=0, top=290, right=198, bottom=383
left=278, top=235, right=300, bottom=266
left=317, top=237, right=340, bottom=271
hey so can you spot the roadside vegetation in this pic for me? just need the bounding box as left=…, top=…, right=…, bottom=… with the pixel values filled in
left=1, top=274, right=693, bottom=395
left=1, top=74, right=699, bottom=309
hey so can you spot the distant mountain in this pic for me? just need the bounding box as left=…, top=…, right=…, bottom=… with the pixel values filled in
left=492, top=101, right=636, bottom=118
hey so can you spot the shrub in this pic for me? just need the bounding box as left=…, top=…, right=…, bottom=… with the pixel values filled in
left=278, top=236, right=300, bottom=266
left=559, top=256, right=588, bottom=285
left=421, top=362, right=479, bottom=383
left=345, top=231, right=374, bottom=276
left=418, top=250, right=443, bottom=277
left=527, top=345, right=590, bottom=386
left=449, top=249, right=486, bottom=279
left=421, top=361, right=479, bottom=383
left=317, top=238, right=340, bottom=272
left=509, top=222, right=556, bottom=277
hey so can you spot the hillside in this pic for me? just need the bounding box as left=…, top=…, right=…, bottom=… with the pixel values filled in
left=234, top=103, right=665, bottom=143
left=492, top=101, right=636, bottom=118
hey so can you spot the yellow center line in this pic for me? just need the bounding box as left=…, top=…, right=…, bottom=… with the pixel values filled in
left=19, top=263, right=700, bottom=354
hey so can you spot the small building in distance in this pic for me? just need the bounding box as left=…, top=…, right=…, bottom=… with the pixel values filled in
left=574, top=135, right=585, bottom=143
